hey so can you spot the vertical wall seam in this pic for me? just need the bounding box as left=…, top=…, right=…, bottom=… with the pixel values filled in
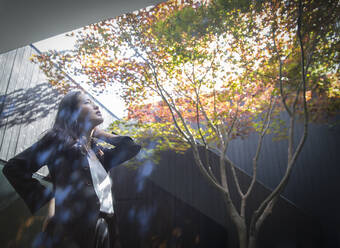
left=0, top=49, right=18, bottom=155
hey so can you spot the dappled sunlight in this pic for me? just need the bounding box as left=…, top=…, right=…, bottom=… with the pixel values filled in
left=136, top=205, right=158, bottom=235
left=136, top=161, right=154, bottom=192
left=0, top=82, right=61, bottom=129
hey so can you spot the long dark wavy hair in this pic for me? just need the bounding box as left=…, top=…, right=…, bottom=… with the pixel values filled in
left=41, top=90, right=85, bottom=152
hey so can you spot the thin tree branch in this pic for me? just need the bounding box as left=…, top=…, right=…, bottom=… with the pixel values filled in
left=125, top=36, right=195, bottom=144
left=253, top=197, right=279, bottom=239
left=191, top=142, right=227, bottom=193
left=194, top=87, right=218, bottom=181
left=272, top=27, right=292, bottom=116
left=195, top=89, right=208, bottom=147
left=244, top=96, right=276, bottom=201
left=219, top=115, right=245, bottom=203
left=250, top=0, right=309, bottom=236
left=218, top=141, right=242, bottom=221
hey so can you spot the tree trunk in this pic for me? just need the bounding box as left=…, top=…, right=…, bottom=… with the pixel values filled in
left=248, top=235, right=257, bottom=248
left=236, top=222, right=248, bottom=248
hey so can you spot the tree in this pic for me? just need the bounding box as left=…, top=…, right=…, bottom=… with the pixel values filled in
left=31, top=0, right=340, bottom=247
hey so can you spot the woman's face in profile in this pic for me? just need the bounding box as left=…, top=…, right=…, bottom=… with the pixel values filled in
left=77, top=93, right=104, bottom=130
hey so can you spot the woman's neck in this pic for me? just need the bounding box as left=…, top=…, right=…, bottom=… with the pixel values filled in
left=79, top=128, right=94, bottom=150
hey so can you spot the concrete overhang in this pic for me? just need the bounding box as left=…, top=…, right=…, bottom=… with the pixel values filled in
left=0, top=0, right=163, bottom=54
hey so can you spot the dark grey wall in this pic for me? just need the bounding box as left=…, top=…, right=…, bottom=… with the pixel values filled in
left=223, top=114, right=340, bottom=246
left=138, top=148, right=323, bottom=247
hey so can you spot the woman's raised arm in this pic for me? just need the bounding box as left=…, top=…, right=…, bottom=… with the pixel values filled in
left=2, top=134, right=56, bottom=214
left=92, top=128, right=141, bottom=171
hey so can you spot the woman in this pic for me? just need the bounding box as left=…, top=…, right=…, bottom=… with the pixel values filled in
left=2, top=91, right=141, bottom=248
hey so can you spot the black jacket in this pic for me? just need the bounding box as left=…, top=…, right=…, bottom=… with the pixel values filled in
left=2, top=133, right=141, bottom=248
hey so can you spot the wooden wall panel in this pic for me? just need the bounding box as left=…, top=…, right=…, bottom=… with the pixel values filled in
left=0, top=47, right=25, bottom=160
left=0, top=46, right=117, bottom=165
left=4, top=47, right=33, bottom=160
left=0, top=50, right=17, bottom=159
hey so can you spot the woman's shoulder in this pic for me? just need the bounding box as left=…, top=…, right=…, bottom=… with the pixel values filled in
left=38, top=130, right=79, bottom=158
left=38, top=130, right=63, bottom=147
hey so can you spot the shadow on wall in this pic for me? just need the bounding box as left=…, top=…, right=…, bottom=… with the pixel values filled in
left=0, top=82, right=61, bottom=129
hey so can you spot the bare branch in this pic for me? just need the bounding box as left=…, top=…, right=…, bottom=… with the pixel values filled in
left=218, top=142, right=241, bottom=220
left=225, top=154, right=244, bottom=196
left=272, top=27, right=292, bottom=116
left=305, top=34, right=319, bottom=73
left=219, top=118, right=245, bottom=202
left=195, top=88, right=208, bottom=147
left=191, top=143, right=227, bottom=193
left=250, top=0, right=309, bottom=234
left=198, top=97, right=222, bottom=140
left=192, top=72, right=217, bottom=181
left=245, top=96, right=276, bottom=200
left=181, top=53, right=221, bottom=141
left=252, top=197, right=279, bottom=238
left=213, top=89, right=217, bottom=119
left=160, top=86, right=197, bottom=142
left=204, top=147, right=218, bottom=183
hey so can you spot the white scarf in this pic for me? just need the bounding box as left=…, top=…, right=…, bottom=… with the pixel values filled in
left=87, top=148, right=114, bottom=214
